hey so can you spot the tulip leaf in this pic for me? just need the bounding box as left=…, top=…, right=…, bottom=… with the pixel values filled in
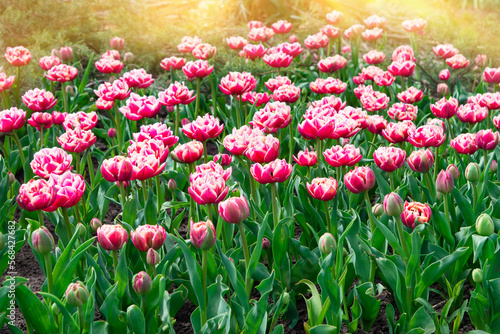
left=15, top=284, right=58, bottom=334
left=144, top=187, right=157, bottom=225
left=38, top=292, right=79, bottom=332
left=242, top=271, right=275, bottom=333
left=452, top=187, right=475, bottom=225
left=372, top=167, right=391, bottom=197
left=430, top=205, right=455, bottom=249
left=247, top=213, right=268, bottom=280
left=355, top=282, right=381, bottom=331
left=127, top=304, right=146, bottom=334
left=100, top=284, right=127, bottom=332
left=217, top=242, right=249, bottom=313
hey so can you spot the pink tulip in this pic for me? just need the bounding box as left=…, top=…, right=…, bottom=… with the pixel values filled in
left=45, top=64, right=78, bottom=82
left=407, top=149, right=434, bottom=174
left=451, top=133, right=478, bottom=155
left=134, top=122, right=178, bottom=148
left=0, top=107, right=25, bottom=133
left=63, top=111, right=98, bottom=131
left=483, top=67, right=500, bottom=84
left=318, top=55, right=347, bottom=73
left=128, top=139, right=169, bottom=163
left=479, top=92, right=500, bottom=110
left=100, top=156, right=133, bottom=182
left=242, top=44, right=267, bottom=60
left=326, top=10, right=343, bottom=24
left=272, top=84, right=300, bottom=103
left=344, top=166, right=376, bottom=194
left=22, top=89, right=57, bottom=112
left=58, top=127, right=96, bottom=153
left=17, top=178, right=56, bottom=211
left=373, top=146, right=406, bottom=172
left=476, top=129, right=500, bottom=150
left=298, top=115, right=334, bottom=140
left=361, top=66, right=384, bottom=81
left=344, top=25, right=365, bottom=39
left=122, top=69, right=154, bottom=89
left=177, top=36, right=202, bottom=53
left=383, top=192, right=404, bottom=216
left=96, top=98, right=114, bottom=110
left=446, top=54, right=469, bottom=69
left=397, top=87, right=423, bottom=104
left=97, top=224, right=128, bottom=251
left=119, top=93, right=161, bottom=121
left=39, top=55, right=61, bottom=71
left=387, top=60, right=415, bottom=77
left=436, top=170, right=454, bottom=194
left=457, top=103, right=488, bottom=124
left=265, top=76, right=292, bottom=92
left=226, top=36, right=248, bottom=50
left=160, top=56, right=186, bottom=71
left=158, top=81, right=196, bottom=107
left=239, top=91, right=271, bottom=107
left=439, top=69, right=450, bottom=81
left=277, top=42, right=303, bottom=57
left=182, top=60, right=213, bottom=80
left=31, top=147, right=73, bottom=179
left=192, top=43, right=217, bottom=60
left=432, top=44, right=458, bottom=60
left=339, top=107, right=368, bottom=129
left=408, top=124, right=446, bottom=148
left=95, top=57, right=124, bottom=74
left=44, top=171, right=86, bottom=211
left=28, top=112, right=53, bottom=131
left=447, top=164, right=460, bottom=180
left=304, top=33, right=329, bottom=49
left=182, top=114, right=224, bottom=141
left=363, top=50, right=386, bottom=65
left=367, top=115, right=388, bottom=134
left=250, top=159, right=292, bottom=184
left=219, top=196, right=250, bottom=224
left=293, top=147, right=317, bottom=167
left=311, top=95, right=346, bottom=111
left=190, top=220, right=216, bottom=250
left=52, top=111, right=67, bottom=125
left=110, top=37, right=125, bottom=50
left=392, top=45, right=415, bottom=62
left=248, top=27, right=273, bottom=42
left=430, top=97, right=459, bottom=119
left=245, top=134, right=280, bottom=163
left=213, top=154, right=232, bottom=166
left=108, top=128, right=117, bottom=138
left=382, top=121, right=416, bottom=144
left=193, top=161, right=232, bottom=181
left=402, top=18, right=427, bottom=34
left=374, top=71, right=395, bottom=86
left=0, top=72, right=15, bottom=92
left=188, top=172, right=228, bottom=205
left=59, top=47, right=73, bottom=62
left=94, top=79, right=130, bottom=101
left=437, top=83, right=449, bottom=96
left=223, top=126, right=263, bottom=155
left=171, top=141, right=204, bottom=163
left=129, top=154, right=166, bottom=181
left=5, top=46, right=31, bottom=66
left=360, top=90, right=390, bottom=111
left=364, top=15, right=386, bottom=28
left=362, top=28, right=383, bottom=41
left=263, top=52, right=293, bottom=68
left=306, top=177, right=338, bottom=201
left=251, top=101, right=291, bottom=133
left=475, top=55, right=487, bottom=67
left=131, top=225, right=166, bottom=252
left=271, top=20, right=292, bottom=34
left=401, top=201, right=431, bottom=229
left=387, top=103, right=418, bottom=122
left=219, top=72, right=257, bottom=96
left=324, top=145, right=362, bottom=167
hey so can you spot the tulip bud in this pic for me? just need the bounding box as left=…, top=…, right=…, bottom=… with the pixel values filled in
left=107, top=128, right=117, bottom=138
left=282, top=292, right=290, bottom=305
left=133, top=271, right=152, bottom=295
left=476, top=213, right=494, bottom=236
left=31, top=226, right=55, bottom=255
left=147, top=248, right=160, bottom=266
left=289, top=35, right=299, bottom=43
left=372, top=203, right=384, bottom=217
left=439, top=69, right=450, bottom=81
left=262, top=237, right=271, bottom=250
left=490, top=160, right=497, bottom=173
left=437, top=83, right=449, bottom=96
left=181, top=118, right=190, bottom=127
left=465, top=163, right=480, bottom=183
left=90, top=218, right=102, bottom=231
left=447, top=164, right=460, bottom=180
left=232, top=188, right=241, bottom=197
left=59, top=47, right=73, bottom=62
left=65, top=85, right=75, bottom=96
left=472, top=268, right=483, bottom=283
left=214, top=153, right=233, bottom=166
left=319, top=233, right=337, bottom=255
left=76, top=223, right=86, bottom=238
left=218, top=196, right=250, bottom=224
left=8, top=172, right=15, bottom=184
left=65, top=282, right=89, bottom=307
left=123, top=52, right=134, bottom=63
left=0, top=232, right=4, bottom=251
left=51, top=303, right=60, bottom=316
left=190, top=219, right=216, bottom=250
left=167, top=179, right=177, bottom=191
left=166, top=105, right=175, bottom=113
left=383, top=192, right=404, bottom=217
left=436, top=170, right=454, bottom=194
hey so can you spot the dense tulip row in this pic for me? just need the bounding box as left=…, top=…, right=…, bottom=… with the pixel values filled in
left=1, top=8, right=500, bottom=334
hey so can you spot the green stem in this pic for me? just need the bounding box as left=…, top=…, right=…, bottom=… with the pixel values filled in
left=202, top=140, right=208, bottom=163
left=112, top=250, right=119, bottom=280
left=209, top=73, right=217, bottom=117
left=390, top=172, right=396, bottom=191
left=471, top=182, right=478, bottom=212
left=44, top=253, right=53, bottom=294
left=364, top=191, right=376, bottom=237
left=39, top=127, right=44, bottom=150
left=113, top=104, right=123, bottom=153
left=75, top=152, right=80, bottom=175
left=175, top=104, right=180, bottom=138
left=78, top=306, right=84, bottom=334
left=195, top=78, right=201, bottom=118
left=201, top=249, right=208, bottom=326
left=395, top=216, right=410, bottom=260
left=443, top=193, right=454, bottom=235
left=234, top=95, right=242, bottom=128
left=484, top=150, right=489, bottom=171
left=433, top=146, right=440, bottom=181
left=119, top=182, right=127, bottom=210
left=37, top=210, right=45, bottom=226
left=141, top=180, right=148, bottom=205
left=86, top=151, right=95, bottom=188
left=156, top=175, right=162, bottom=213
left=15, top=67, right=21, bottom=107
left=238, top=222, right=252, bottom=298
left=316, top=139, right=322, bottom=177
left=323, top=200, right=333, bottom=236
left=61, top=207, right=73, bottom=240
left=141, top=295, right=147, bottom=318
left=271, top=183, right=280, bottom=230
left=189, top=163, right=196, bottom=220
left=61, top=82, right=69, bottom=114
left=207, top=203, right=212, bottom=222
left=288, top=124, right=293, bottom=165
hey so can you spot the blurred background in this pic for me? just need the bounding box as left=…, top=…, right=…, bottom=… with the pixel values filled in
left=1, top=0, right=499, bottom=86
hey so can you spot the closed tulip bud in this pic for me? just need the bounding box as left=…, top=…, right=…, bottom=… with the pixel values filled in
left=167, top=179, right=177, bottom=191
left=465, top=163, right=480, bottom=182
left=383, top=192, right=404, bottom=217
left=319, top=233, right=336, bottom=255
left=437, top=83, right=449, bottom=96
left=76, top=223, right=86, bottom=237
left=107, top=128, right=117, bottom=138
left=51, top=303, right=60, bottom=316
left=282, top=292, right=290, bottom=304
left=8, top=172, right=15, bottom=184
left=476, top=213, right=494, bottom=236
left=491, top=160, right=497, bottom=173
left=262, top=237, right=271, bottom=250
left=133, top=271, right=152, bottom=295
left=0, top=232, right=4, bottom=251
left=447, top=164, right=460, bottom=180
left=147, top=248, right=160, bottom=266
left=123, top=52, right=134, bottom=63
left=436, top=170, right=454, bottom=194
left=218, top=196, right=250, bottom=224
left=372, top=203, right=384, bottom=217
left=31, top=226, right=55, bottom=255
left=472, top=269, right=483, bottom=283
left=190, top=219, right=216, bottom=250
left=90, top=218, right=102, bottom=231
left=65, top=282, right=89, bottom=307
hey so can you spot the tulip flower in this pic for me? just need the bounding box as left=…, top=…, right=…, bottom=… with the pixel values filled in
left=171, top=141, right=204, bottom=163
left=407, top=149, right=434, bottom=174
left=32, top=226, right=55, bottom=255
left=436, top=170, right=454, bottom=194
left=0, top=72, right=15, bottom=92
left=39, top=55, right=61, bottom=71
left=223, top=126, right=262, bottom=156
left=430, top=97, right=459, bottom=119
left=226, top=36, right=248, bottom=50
left=387, top=60, right=415, bottom=77
left=401, top=201, right=431, bottom=229
left=439, top=69, right=450, bottom=81
left=160, top=56, right=186, bottom=71
left=134, top=122, right=179, bottom=148
left=129, top=154, right=166, bottom=181
left=97, top=224, right=128, bottom=252
left=451, top=133, right=478, bottom=155
left=307, top=177, right=338, bottom=202
left=182, top=60, right=213, bottom=80
left=344, top=166, right=376, bottom=194
left=277, top=42, right=303, bottom=57
left=374, top=71, right=395, bottom=86
left=17, top=178, right=56, bottom=212
left=432, top=44, right=458, bottom=60
left=239, top=91, right=271, bottom=107
left=293, top=147, right=317, bottom=167
left=31, top=147, right=73, bottom=179
left=44, top=171, right=86, bottom=212
left=373, top=146, right=406, bottom=173
left=476, top=129, right=499, bottom=150
left=102, top=50, right=120, bottom=61
left=271, top=20, right=292, bottom=34
left=62, top=111, right=98, bottom=131
left=263, top=52, right=293, bottom=69
left=387, top=103, right=418, bottom=122
left=265, top=76, right=292, bottom=92
left=192, top=43, right=217, bottom=60
left=465, top=163, right=480, bottom=183
left=446, top=54, right=469, bottom=69
left=95, top=57, right=124, bottom=74
left=0, top=107, right=25, bottom=133
left=437, top=83, right=449, bottom=96
left=22, top=89, right=57, bottom=112
left=324, top=145, right=362, bottom=167
left=193, top=161, right=232, bottom=181
left=318, top=55, right=347, bottom=73
left=190, top=219, right=216, bottom=250
left=250, top=159, right=292, bottom=184
left=483, top=67, right=500, bottom=84
left=367, top=115, right=388, bottom=134
left=5, top=46, right=31, bottom=66
left=188, top=172, right=229, bottom=205
left=219, top=196, right=250, bottom=224
left=213, top=154, right=232, bottom=167
left=177, top=36, right=202, bottom=53
left=57, top=127, right=96, bottom=154
left=122, top=69, right=155, bottom=89
left=45, top=64, right=78, bottom=82
left=182, top=114, right=224, bottom=145
left=219, top=71, right=256, bottom=96
left=382, top=121, right=415, bottom=144
left=132, top=271, right=152, bottom=299
left=304, top=33, right=329, bottom=49
left=363, top=50, right=386, bottom=65
left=457, top=103, right=488, bottom=124
left=242, top=44, right=268, bottom=60
left=392, top=45, right=415, bottom=62
left=408, top=124, right=446, bottom=148
left=273, top=84, right=300, bottom=103
left=110, top=36, right=124, bottom=50
left=119, top=93, right=161, bottom=121
left=131, top=225, right=166, bottom=252
left=360, top=90, right=390, bottom=111
left=402, top=18, right=427, bottom=34
left=397, top=87, right=424, bottom=104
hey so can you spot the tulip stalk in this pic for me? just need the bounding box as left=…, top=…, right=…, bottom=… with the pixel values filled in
left=288, top=124, right=294, bottom=165
left=395, top=216, right=410, bottom=260
left=156, top=175, right=162, bottom=213
left=363, top=191, right=376, bottom=235
left=442, top=193, right=454, bottom=234
left=270, top=183, right=280, bottom=229
left=61, top=207, right=73, bottom=240
left=238, top=222, right=252, bottom=297
left=37, top=210, right=45, bottom=226
left=202, top=140, right=208, bottom=163
left=194, top=78, right=201, bottom=119
left=141, top=180, right=148, bottom=205
left=112, top=249, right=119, bottom=279
left=113, top=104, right=123, bottom=153
left=323, top=201, right=334, bottom=236
left=174, top=105, right=180, bottom=138
left=209, top=73, right=218, bottom=118
left=10, top=131, right=25, bottom=166
left=433, top=147, right=440, bottom=181
left=118, top=182, right=127, bottom=210
left=86, top=151, right=95, bottom=188
left=61, top=82, right=69, bottom=115
left=43, top=253, right=53, bottom=294
left=233, top=95, right=242, bottom=128
left=471, top=182, right=478, bottom=212
left=78, top=306, right=84, bottom=334
left=201, top=249, right=208, bottom=326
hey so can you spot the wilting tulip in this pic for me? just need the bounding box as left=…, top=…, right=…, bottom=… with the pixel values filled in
left=0, top=107, right=26, bottom=133
left=401, top=201, right=431, bottom=229
left=182, top=114, right=224, bottom=141
left=407, top=149, right=434, bottom=173
left=465, top=163, right=480, bottom=183
left=28, top=112, right=53, bottom=131
left=172, top=141, right=204, bottom=163
left=383, top=192, right=404, bottom=217
left=436, top=170, right=454, bottom=194
left=5, top=46, right=31, bottom=66
left=476, top=129, right=499, bottom=150
left=450, top=133, right=478, bottom=155
left=306, top=177, right=338, bottom=201
left=17, top=179, right=56, bottom=211
left=373, top=146, right=406, bottom=172
left=39, top=55, right=61, bottom=71
left=293, top=148, right=317, bottom=167
left=131, top=225, right=166, bottom=252
left=100, top=156, right=133, bottom=182
left=182, top=60, right=213, bottom=80
left=45, top=64, right=78, bottom=82
left=44, top=171, right=86, bottom=211
left=219, top=196, right=250, bottom=224
left=31, top=147, right=73, bottom=179
left=324, top=145, right=362, bottom=167
left=250, top=159, right=292, bottom=184
left=31, top=226, right=55, bottom=255
left=344, top=166, right=376, bottom=194
left=97, top=224, right=128, bottom=251
left=190, top=219, right=216, bottom=250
